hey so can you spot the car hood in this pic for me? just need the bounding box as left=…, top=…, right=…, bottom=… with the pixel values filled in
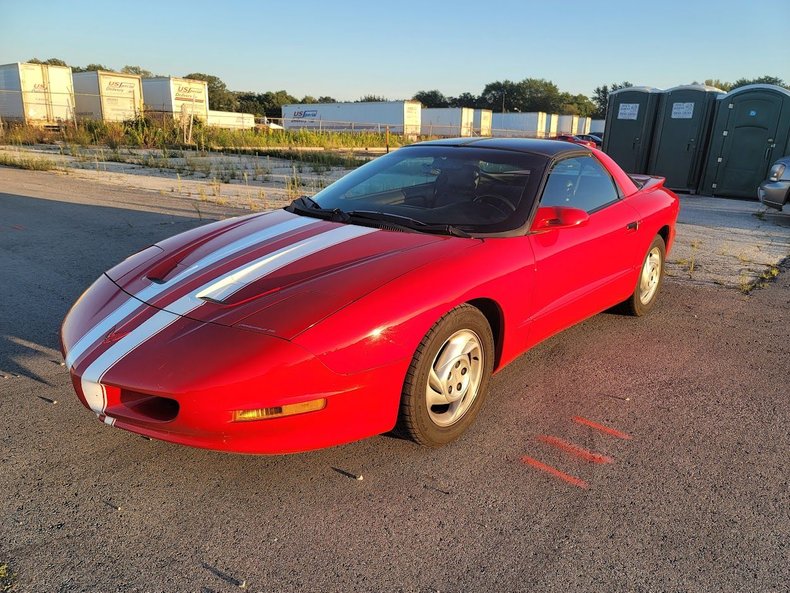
left=106, top=210, right=474, bottom=339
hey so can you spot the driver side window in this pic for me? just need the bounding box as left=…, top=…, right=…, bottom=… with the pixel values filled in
left=541, top=155, right=619, bottom=213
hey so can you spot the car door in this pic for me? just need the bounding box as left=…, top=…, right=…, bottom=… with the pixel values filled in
left=526, top=154, right=642, bottom=345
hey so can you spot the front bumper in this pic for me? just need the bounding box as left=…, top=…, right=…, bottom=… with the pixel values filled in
left=758, top=180, right=790, bottom=211
left=62, top=276, right=408, bottom=454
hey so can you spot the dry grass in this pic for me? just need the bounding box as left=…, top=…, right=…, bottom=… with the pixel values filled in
left=0, top=153, right=60, bottom=171
left=0, top=562, right=16, bottom=592
left=1, top=120, right=404, bottom=151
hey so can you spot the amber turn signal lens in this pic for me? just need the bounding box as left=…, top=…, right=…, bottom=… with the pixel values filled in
left=232, top=398, right=326, bottom=422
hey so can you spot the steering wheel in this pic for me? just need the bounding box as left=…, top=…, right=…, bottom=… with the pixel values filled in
left=473, top=194, right=517, bottom=216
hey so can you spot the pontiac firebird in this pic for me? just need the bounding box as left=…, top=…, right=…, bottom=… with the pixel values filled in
left=61, top=139, right=679, bottom=454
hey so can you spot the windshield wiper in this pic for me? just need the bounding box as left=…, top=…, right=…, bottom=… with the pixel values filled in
left=285, top=196, right=349, bottom=222
left=346, top=210, right=471, bottom=238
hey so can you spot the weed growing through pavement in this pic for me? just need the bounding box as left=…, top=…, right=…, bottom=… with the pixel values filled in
left=738, top=265, right=781, bottom=294
left=0, top=562, right=16, bottom=592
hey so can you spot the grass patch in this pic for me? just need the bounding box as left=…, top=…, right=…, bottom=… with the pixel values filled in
left=739, top=264, right=781, bottom=294
left=0, top=562, right=16, bottom=592
left=255, top=148, right=366, bottom=168
left=0, top=153, right=59, bottom=171
left=1, top=120, right=408, bottom=152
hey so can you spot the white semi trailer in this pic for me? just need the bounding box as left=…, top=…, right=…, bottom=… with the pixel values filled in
left=420, top=107, right=474, bottom=137
left=558, top=114, right=580, bottom=134
left=73, top=71, right=143, bottom=122
left=281, top=101, right=421, bottom=135
left=473, top=109, right=493, bottom=136
left=0, top=62, right=74, bottom=125
left=207, top=110, right=255, bottom=130
left=545, top=113, right=559, bottom=137
left=590, top=119, right=605, bottom=134
left=491, top=112, right=547, bottom=138
left=142, top=77, right=209, bottom=121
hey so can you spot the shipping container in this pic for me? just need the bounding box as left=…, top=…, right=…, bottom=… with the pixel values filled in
left=545, top=113, right=558, bottom=137
left=590, top=119, right=605, bottom=134
left=557, top=114, right=580, bottom=134
left=700, top=84, right=790, bottom=198
left=73, top=71, right=143, bottom=122
left=207, top=110, right=255, bottom=130
left=142, top=77, right=209, bottom=121
left=648, top=85, right=724, bottom=193
left=0, top=62, right=74, bottom=125
left=602, top=87, right=662, bottom=174
left=473, top=109, right=492, bottom=136
left=576, top=117, right=591, bottom=135
left=491, top=112, right=546, bottom=137
left=281, top=101, right=421, bottom=135
left=420, top=107, right=474, bottom=137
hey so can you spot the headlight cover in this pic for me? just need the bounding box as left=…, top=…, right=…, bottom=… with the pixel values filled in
left=768, top=163, right=786, bottom=182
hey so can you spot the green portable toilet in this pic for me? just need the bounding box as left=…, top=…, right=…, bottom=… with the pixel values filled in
left=602, top=87, right=662, bottom=173
left=648, top=85, right=724, bottom=192
left=700, top=84, right=790, bottom=198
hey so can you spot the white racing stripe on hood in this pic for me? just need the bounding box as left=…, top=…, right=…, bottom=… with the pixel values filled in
left=79, top=224, right=379, bottom=415
left=65, top=215, right=316, bottom=370
left=196, top=224, right=378, bottom=303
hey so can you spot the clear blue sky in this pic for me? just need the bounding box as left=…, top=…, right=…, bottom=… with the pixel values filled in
left=1, top=0, right=787, bottom=100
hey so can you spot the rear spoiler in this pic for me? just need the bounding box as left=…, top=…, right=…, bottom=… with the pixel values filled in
left=628, top=174, right=666, bottom=191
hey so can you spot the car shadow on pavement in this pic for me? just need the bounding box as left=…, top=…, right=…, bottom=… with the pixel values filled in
left=0, top=192, right=210, bottom=380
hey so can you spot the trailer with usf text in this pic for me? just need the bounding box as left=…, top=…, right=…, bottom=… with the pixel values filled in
left=0, top=62, right=74, bottom=125
left=282, top=101, right=421, bottom=135
left=142, top=76, right=209, bottom=121
left=73, top=70, right=143, bottom=122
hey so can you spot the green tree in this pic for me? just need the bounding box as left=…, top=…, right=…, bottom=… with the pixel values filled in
left=413, top=90, right=449, bottom=108
left=480, top=80, right=524, bottom=113
left=519, top=78, right=563, bottom=112
left=448, top=92, right=479, bottom=108
left=702, top=79, right=732, bottom=91
left=591, top=81, right=633, bottom=119
left=83, top=63, right=113, bottom=72
left=358, top=95, right=388, bottom=102
left=184, top=72, right=238, bottom=111
left=731, top=75, right=786, bottom=89
left=28, top=57, right=68, bottom=66
left=121, top=65, right=154, bottom=78
left=317, top=96, right=337, bottom=103
left=559, top=93, right=596, bottom=117
left=237, top=90, right=299, bottom=118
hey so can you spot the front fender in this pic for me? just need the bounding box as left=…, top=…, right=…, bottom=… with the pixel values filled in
left=293, top=237, right=536, bottom=375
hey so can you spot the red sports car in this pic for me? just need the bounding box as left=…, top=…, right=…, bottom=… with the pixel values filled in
left=552, top=134, right=598, bottom=149
left=61, top=139, right=679, bottom=454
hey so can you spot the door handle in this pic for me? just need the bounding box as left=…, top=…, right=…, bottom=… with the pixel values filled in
left=626, top=221, right=639, bottom=231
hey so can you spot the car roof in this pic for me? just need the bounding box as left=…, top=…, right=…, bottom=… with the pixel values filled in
left=409, top=137, right=591, bottom=157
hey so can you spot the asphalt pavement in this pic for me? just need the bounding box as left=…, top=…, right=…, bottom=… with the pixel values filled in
left=1, top=168, right=788, bottom=593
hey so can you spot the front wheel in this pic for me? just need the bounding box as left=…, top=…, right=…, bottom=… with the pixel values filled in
left=397, top=305, right=494, bottom=447
left=623, top=234, right=666, bottom=316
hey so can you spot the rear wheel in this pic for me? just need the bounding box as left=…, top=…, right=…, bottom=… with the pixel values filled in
left=624, top=235, right=666, bottom=316
left=397, top=305, right=494, bottom=447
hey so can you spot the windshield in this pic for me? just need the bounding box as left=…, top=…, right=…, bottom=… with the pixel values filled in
left=290, top=145, right=546, bottom=235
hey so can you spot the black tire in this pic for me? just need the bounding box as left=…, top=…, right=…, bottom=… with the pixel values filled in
left=397, top=304, right=495, bottom=447
left=623, top=234, right=666, bottom=316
